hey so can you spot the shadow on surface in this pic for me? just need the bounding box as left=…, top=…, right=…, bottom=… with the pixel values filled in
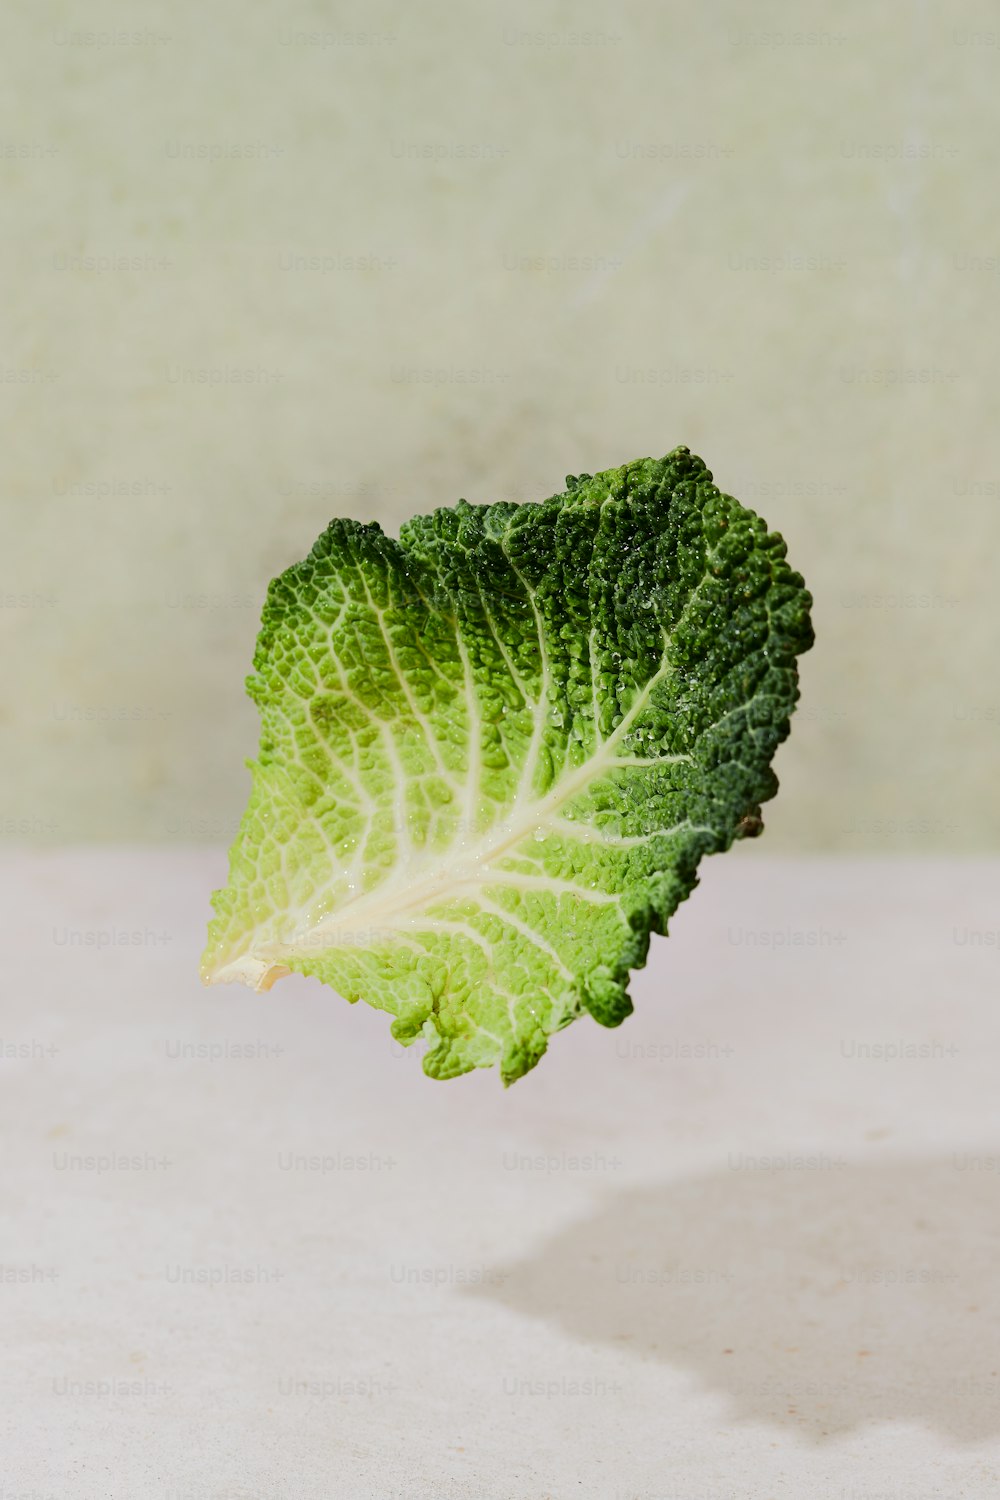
left=469, top=1154, right=1000, bottom=1442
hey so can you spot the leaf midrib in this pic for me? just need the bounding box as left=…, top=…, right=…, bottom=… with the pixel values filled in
left=254, top=633, right=684, bottom=960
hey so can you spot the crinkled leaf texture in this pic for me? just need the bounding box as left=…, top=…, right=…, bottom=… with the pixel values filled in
left=202, top=449, right=813, bottom=1084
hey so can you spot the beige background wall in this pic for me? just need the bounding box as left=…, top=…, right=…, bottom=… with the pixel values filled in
left=3, top=0, right=997, bottom=850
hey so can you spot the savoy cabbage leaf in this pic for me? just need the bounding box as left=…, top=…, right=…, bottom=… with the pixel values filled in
left=202, top=448, right=813, bottom=1084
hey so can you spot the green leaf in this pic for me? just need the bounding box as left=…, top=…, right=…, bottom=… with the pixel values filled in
left=202, top=448, right=813, bottom=1084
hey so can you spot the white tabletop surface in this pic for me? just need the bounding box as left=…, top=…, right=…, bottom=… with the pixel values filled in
left=3, top=849, right=999, bottom=1499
